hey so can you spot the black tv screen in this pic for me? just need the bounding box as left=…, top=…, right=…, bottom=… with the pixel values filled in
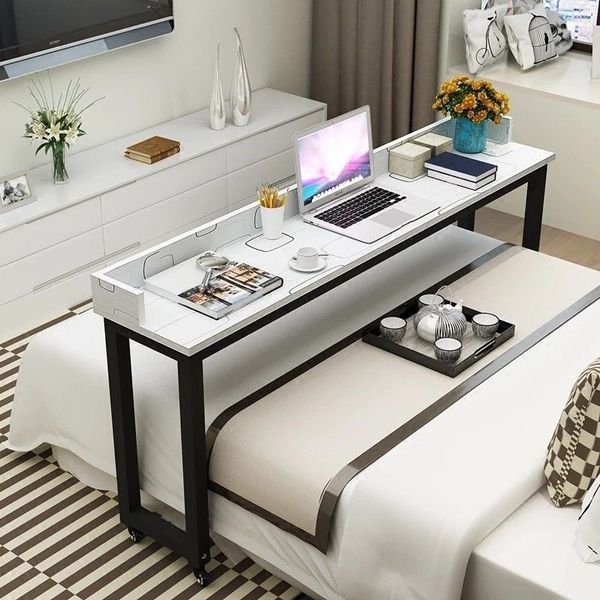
left=0, top=0, right=173, bottom=64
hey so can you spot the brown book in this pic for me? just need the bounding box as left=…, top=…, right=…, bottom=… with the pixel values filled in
left=125, top=146, right=181, bottom=164
left=125, top=136, right=180, bottom=160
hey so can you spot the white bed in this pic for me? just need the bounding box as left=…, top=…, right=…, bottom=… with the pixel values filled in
left=464, top=488, right=600, bottom=600
left=8, top=228, right=600, bottom=600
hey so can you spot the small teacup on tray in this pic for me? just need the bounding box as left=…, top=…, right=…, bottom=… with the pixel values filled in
left=418, top=293, right=444, bottom=310
left=380, top=317, right=407, bottom=343
left=434, top=337, right=462, bottom=363
left=472, top=313, right=500, bottom=339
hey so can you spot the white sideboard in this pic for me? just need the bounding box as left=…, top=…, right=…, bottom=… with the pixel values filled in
left=0, top=88, right=326, bottom=338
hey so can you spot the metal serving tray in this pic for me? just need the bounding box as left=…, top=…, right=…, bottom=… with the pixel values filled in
left=362, top=300, right=515, bottom=378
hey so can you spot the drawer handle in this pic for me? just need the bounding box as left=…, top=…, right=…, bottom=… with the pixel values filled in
left=24, top=201, right=91, bottom=225
left=33, top=242, right=140, bottom=293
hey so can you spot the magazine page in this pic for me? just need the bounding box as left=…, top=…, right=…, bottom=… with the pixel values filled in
left=219, top=263, right=281, bottom=291
left=146, top=256, right=283, bottom=319
left=179, top=278, right=251, bottom=310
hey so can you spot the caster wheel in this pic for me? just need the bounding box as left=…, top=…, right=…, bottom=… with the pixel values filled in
left=194, top=568, right=211, bottom=587
left=128, top=527, right=144, bottom=543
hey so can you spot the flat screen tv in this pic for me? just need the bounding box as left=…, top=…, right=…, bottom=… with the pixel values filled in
left=0, top=0, right=174, bottom=81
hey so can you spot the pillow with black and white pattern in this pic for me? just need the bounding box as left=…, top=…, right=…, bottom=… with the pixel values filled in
left=544, top=358, right=600, bottom=507
left=504, top=4, right=558, bottom=70
left=464, top=6, right=509, bottom=74
left=481, top=0, right=537, bottom=15
left=482, top=0, right=573, bottom=55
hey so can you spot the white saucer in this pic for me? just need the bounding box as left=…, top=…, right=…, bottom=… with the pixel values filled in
left=288, top=257, right=328, bottom=273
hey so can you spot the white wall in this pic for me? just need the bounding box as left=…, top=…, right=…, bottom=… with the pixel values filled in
left=438, top=0, right=600, bottom=242
left=0, top=0, right=314, bottom=176
left=486, top=88, right=600, bottom=241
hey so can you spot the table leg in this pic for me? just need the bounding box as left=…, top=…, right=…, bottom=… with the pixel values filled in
left=178, top=355, right=211, bottom=584
left=523, top=165, right=547, bottom=251
left=104, top=320, right=142, bottom=521
left=104, top=321, right=212, bottom=586
left=457, top=211, right=476, bottom=231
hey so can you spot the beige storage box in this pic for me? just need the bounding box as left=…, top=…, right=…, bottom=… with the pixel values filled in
left=413, top=132, right=453, bottom=157
left=388, top=142, right=431, bottom=179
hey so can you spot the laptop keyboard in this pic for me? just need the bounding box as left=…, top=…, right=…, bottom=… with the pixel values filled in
left=313, top=187, right=407, bottom=229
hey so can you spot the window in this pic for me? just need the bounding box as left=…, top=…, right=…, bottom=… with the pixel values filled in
left=544, top=0, right=600, bottom=51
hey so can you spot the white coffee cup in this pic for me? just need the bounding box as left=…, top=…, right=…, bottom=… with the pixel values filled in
left=293, top=246, right=320, bottom=270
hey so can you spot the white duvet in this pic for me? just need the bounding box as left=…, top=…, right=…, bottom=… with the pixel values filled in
left=8, top=230, right=600, bottom=600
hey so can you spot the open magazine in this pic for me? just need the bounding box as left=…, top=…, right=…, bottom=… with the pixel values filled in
left=145, top=260, right=283, bottom=320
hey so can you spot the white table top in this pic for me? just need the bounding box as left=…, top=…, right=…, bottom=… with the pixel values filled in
left=93, top=132, right=554, bottom=357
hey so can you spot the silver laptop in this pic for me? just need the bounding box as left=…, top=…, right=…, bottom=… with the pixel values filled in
left=293, top=106, right=439, bottom=244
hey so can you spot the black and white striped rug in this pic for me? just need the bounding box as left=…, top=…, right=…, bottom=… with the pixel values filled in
left=0, top=302, right=301, bottom=600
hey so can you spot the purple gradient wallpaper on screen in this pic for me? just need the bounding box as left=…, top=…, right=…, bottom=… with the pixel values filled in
left=298, top=112, right=371, bottom=206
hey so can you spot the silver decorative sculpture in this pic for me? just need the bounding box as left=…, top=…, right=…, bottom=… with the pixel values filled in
left=230, top=26, right=251, bottom=126
left=209, top=43, right=226, bottom=130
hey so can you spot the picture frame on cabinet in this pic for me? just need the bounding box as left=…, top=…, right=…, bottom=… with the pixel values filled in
left=0, top=173, right=35, bottom=214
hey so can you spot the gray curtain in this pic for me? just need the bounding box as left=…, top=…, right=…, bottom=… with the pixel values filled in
left=311, top=0, right=442, bottom=147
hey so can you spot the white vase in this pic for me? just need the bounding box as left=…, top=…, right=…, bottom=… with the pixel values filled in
left=260, top=206, right=285, bottom=240
left=209, top=43, right=226, bottom=130
left=230, top=27, right=251, bottom=126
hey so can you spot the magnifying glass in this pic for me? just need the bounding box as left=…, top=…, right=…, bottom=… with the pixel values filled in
left=195, top=252, right=232, bottom=291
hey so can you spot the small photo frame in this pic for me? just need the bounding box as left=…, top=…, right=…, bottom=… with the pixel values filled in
left=0, top=173, right=35, bottom=214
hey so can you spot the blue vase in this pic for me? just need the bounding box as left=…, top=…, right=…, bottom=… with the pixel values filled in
left=453, top=118, right=487, bottom=154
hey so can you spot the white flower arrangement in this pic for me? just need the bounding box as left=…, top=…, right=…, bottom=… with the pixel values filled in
left=15, top=76, right=103, bottom=157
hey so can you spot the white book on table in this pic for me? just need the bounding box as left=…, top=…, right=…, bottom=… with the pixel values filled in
left=427, top=170, right=497, bottom=190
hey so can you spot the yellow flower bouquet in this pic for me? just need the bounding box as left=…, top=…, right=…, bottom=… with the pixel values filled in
left=432, top=76, right=510, bottom=153
left=433, top=75, right=510, bottom=125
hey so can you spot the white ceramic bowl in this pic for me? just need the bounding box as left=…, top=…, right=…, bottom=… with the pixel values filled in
left=380, top=317, right=407, bottom=343
left=434, top=337, right=462, bottom=363
left=472, top=313, right=500, bottom=338
left=418, top=293, right=444, bottom=310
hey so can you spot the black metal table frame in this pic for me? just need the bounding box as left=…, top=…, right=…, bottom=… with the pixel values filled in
left=103, top=165, right=547, bottom=586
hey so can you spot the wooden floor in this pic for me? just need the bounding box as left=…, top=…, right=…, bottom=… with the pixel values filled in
left=475, top=208, right=600, bottom=271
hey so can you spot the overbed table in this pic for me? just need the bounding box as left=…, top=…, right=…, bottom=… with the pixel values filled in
left=93, top=128, right=553, bottom=585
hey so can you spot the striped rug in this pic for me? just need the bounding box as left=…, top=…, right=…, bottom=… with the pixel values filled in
left=0, top=302, right=302, bottom=600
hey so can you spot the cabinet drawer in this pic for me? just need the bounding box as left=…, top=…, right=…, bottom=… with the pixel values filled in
left=103, top=177, right=228, bottom=255
left=0, top=198, right=102, bottom=268
left=0, top=228, right=104, bottom=305
left=228, top=149, right=295, bottom=206
left=227, top=111, right=324, bottom=172
left=101, top=149, right=228, bottom=223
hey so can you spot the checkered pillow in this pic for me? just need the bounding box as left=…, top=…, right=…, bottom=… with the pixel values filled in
left=545, top=358, right=600, bottom=507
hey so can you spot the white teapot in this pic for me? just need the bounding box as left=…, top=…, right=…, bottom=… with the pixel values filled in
left=415, top=287, right=467, bottom=343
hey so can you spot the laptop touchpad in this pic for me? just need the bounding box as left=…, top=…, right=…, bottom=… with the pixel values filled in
left=371, top=209, right=414, bottom=229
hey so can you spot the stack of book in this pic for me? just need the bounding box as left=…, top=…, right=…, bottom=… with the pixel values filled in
left=125, top=136, right=181, bottom=165
left=424, top=152, right=498, bottom=190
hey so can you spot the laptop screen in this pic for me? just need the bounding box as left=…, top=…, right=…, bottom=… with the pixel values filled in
left=296, top=110, right=372, bottom=209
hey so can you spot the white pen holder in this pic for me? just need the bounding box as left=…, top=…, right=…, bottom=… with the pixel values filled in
left=260, top=205, right=285, bottom=240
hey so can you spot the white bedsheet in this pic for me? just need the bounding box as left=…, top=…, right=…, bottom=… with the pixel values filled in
left=8, top=230, right=600, bottom=600
left=463, top=488, right=600, bottom=600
